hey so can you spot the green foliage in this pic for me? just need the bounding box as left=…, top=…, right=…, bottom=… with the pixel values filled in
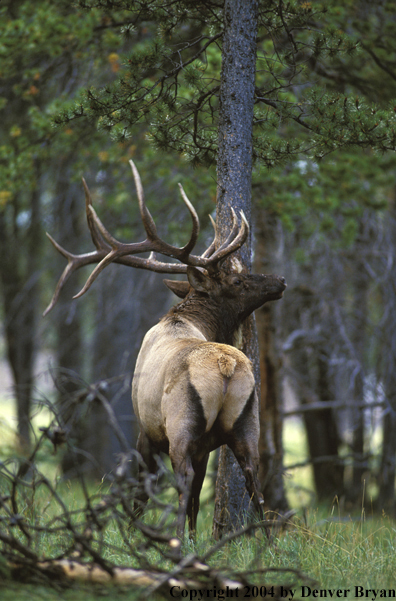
left=0, top=0, right=220, bottom=236
left=25, top=0, right=392, bottom=257
left=0, top=0, right=126, bottom=212
left=3, top=0, right=396, bottom=231
left=253, top=147, right=396, bottom=241
left=51, top=0, right=396, bottom=170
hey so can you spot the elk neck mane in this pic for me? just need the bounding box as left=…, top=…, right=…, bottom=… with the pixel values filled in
left=163, top=291, right=240, bottom=346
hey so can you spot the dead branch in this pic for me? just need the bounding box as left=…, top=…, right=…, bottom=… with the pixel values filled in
left=0, top=383, right=310, bottom=596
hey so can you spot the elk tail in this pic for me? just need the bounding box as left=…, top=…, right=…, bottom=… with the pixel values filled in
left=218, top=354, right=237, bottom=378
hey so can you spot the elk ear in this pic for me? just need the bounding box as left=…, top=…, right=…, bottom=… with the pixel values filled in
left=163, top=279, right=190, bottom=299
left=186, top=266, right=212, bottom=293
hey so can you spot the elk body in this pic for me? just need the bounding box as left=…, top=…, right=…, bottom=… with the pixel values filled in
left=45, top=161, right=286, bottom=539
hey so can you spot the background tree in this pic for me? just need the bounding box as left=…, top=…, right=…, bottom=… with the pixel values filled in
left=0, top=1, right=152, bottom=457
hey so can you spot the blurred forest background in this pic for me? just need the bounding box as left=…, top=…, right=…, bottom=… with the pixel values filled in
left=1, top=0, right=396, bottom=518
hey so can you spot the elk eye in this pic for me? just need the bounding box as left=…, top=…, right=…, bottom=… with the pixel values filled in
left=233, top=279, right=242, bottom=286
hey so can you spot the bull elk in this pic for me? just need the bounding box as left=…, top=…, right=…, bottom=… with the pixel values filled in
left=44, top=160, right=286, bottom=539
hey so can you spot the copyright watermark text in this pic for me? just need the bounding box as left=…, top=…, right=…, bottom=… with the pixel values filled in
left=169, top=585, right=396, bottom=600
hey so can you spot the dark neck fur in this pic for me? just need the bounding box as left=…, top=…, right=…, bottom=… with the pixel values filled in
left=165, top=291, right=240, bottom=345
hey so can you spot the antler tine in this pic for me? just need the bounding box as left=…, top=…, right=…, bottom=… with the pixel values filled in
left=129, top=159, right=157, bottom=239
left=201, top=209, right=249, bottom=271
left=44, top=180, right=115, bottom=311
left=177, top=183, right=200, bottom=256
left=43, top=235, right=74, bottom=316
left=129, top=159, right=200, bottom=260
left=214, top=208, right=239, bottom=255
left=42, top=234, right=107, bottom=316
left=87, top=204, right=130, bottom=251
left=201, top=214, right=217, bottom=259
left=43, top=267, right=71, bottom=317
left=72, top=203, right=155, bottom=299
left=73, top=247, right=120, bottom=299
left=83, top=178, right=110, bottom=251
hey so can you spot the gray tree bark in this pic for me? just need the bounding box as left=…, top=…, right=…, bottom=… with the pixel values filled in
left=378, top=196, right=396, bottom=515
left=0, top=164, right=41, bottom=449
left=254, top=211, right=289, bottom=512
left=349, top=234, right=368, bottom=505
left=91, top=267, right=171, bottom=475
left=212, top=0, right=259, bottom=539
left=51, top=168, right=87, bottom=477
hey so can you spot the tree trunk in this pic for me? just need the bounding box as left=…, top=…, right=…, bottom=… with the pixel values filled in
left=378, top=411, right=396, bottom=514
left=0, top=173, right=41, bottom=449
left=212, top=0, right=258, bottom=540
left=378, top=197, right=396, bottom=515
left=254, top=211, right=289, bottom=512
left=284, top=279, right=344, bottom=501
left=303, top=352, right=344, bottom=500
left=51, top=174, right=87, bottom=477
left=348, top=240, right=368, bottom=505
left=90, top=267, right=170, bottom=475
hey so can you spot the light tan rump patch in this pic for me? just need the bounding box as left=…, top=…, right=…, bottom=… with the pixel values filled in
left=218, top=354, right=237, bottom=378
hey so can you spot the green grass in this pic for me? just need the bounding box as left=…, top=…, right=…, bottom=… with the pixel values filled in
left=1, top=501, right=395, bottom=600
left=283, top=417, right=316, bottom=508
left=0, top=395, right=53, bottom=453
left=1, top=401, right=395, bottom=599
left=191, top=502, right=396, bottom=588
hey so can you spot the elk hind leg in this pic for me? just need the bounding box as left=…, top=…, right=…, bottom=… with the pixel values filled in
left=134, top=431, right=158, bottom=518
left=226, top=389, right=264, bottom=522
left=169, top=443, right=196, bottom=540
left=227, top=435, right=265, bottom=522
left=187, top=454, right=209, bottom=537
left=166, top=381, right=207, bottom=538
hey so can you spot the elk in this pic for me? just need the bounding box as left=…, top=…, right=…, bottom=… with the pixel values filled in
left=44, top=160, right=286, bottom=539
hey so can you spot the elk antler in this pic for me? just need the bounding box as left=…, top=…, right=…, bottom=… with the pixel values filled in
left=43, top=160, right=249, bottom=315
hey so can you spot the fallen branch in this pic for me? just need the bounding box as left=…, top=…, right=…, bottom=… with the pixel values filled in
left=1, top=381, right=311, bottom=598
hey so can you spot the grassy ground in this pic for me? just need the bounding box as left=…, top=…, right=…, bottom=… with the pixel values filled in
left=1, top=502, right=395, bottom=600
left=1, top=399, right=395, bottom=599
